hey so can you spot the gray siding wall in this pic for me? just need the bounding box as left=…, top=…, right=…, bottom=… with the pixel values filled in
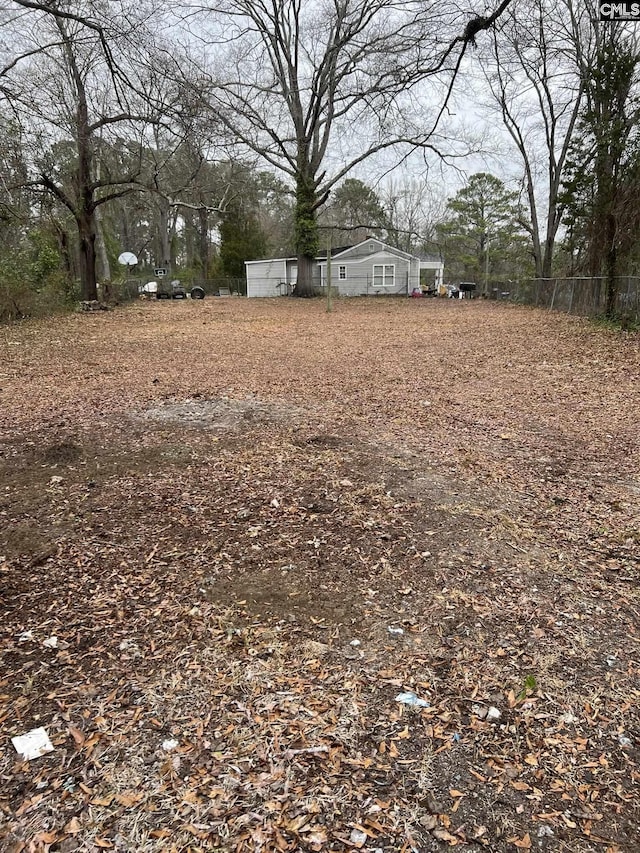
left=329, top=253, right=415, bottom=295
left=246, top=259, right=287, bottom=297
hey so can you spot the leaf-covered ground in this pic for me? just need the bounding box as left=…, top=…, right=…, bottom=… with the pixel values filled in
left=0, top=297, right=638, bottom=853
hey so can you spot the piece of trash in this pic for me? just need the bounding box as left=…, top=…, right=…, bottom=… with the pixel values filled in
left=537, top=825, right=554, bottom=838
left=270, top=498, right=280, bottom=508
left=12, top=728, right=54, bottom=760
left=395, top=691, right=430, bottom=708
left=162, top=738, right=179, bottom=752
left=349, top=639, right=361, bottom=647
left=618, top=734, right=633, bottom=748
left=43, top=636, right=58, bottom=649
left=349, top=828, right=368, bottom=846
left=387, top=626, right=404, bottom=636
left=18, top=630, right=34, bottom=643
left=486, top=706, right=502, bottom=722
left=284, top=745, right=329, bottom=758
left=472, top=703, right=488, bottom=720
left=605, top=655, right=618, bottom=667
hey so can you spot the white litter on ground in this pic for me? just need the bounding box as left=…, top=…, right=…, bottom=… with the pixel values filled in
left=11, top=728, right=54, bottom=760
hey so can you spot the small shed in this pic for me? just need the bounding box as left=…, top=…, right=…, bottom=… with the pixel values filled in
left=245, top=257, right=299, bottom=298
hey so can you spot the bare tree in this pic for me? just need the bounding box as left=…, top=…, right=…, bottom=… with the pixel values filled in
left=563, top=1, right=640, bottom=316
left=480, top=0, right=583, bottom=279
left=381, top=176, right=447, bottom=254
left=184, top=0, right=512, bottom=295
left=0, top=1, right=180, bottom=300
left=141, top=129, right=237, bottom=277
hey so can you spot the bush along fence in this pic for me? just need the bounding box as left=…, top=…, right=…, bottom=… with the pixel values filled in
left=489, top=277, right=640, bottom=323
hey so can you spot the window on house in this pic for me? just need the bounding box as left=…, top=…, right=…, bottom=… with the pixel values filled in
left=338, top=265, right=347, bottom=280
left=372, top=264, right=395, bottom=288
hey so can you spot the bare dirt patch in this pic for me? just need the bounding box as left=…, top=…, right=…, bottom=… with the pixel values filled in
left=138, top=395, right=303, bottom=432
left=0, top=298, right=638, bottom=852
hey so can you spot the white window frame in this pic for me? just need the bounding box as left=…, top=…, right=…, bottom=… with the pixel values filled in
left=372, top=263, right=395, bottom=288
left=338, top=265, right=347, bottom=280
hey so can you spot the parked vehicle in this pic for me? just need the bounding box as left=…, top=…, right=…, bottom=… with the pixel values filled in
left=138, top=280, right=205, bottom=300
left=158, top=280, right=186, bottom=299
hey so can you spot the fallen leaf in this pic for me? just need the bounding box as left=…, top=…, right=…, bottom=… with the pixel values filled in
left=64, top=817, right=82, bottom=835
left=68, top=725, right=85, bottom=747
left=432, top=827, right=459, bottom=844
left=507, top=833, right=532, bottom=849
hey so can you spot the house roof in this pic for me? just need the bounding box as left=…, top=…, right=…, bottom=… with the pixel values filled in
left=244, top=238, right=444, bottom=266
left=244, top=257, right=294, bottom=265
left=316, top=246, right=354, bottom=258
left=327, top=238, right=416, bottom=262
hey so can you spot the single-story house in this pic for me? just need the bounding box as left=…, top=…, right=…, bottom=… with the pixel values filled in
left=244, top=238, right=444, bottom=298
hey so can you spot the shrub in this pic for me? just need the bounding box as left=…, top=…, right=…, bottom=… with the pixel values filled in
left=0, top=231, right=74, bottom=322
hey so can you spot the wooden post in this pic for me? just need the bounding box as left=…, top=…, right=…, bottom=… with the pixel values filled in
left=568, top=278, right=575, bottom=314
left=326, top=232, right=332, bottom=313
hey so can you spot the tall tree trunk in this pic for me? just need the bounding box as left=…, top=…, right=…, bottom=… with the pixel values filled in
left=541, top=231, right=554, bottom=280
left=54, top=221, right=75, bottom=281
left=94, top=158, right=112, bottom=296
left=158, top=202, right=171, bottom=272
left=77, top=210, right=98, bottom=301
left=294, top=172, right=318, bottom=297
left=61, top=18, right=99, bottom=302
left=605, top=212, right=618, bottom=318
left=94, top=204, right=111, bottom=292
left=77, top=149, right=98, bottom=301
left=198, top=207, right=209, bottom=279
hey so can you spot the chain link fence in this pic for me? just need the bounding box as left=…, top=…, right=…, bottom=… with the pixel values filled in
left=184, top=277, right=247, bottom=296
left=490, top=277, right=640, bottom=322
left=113, top=276, right=246, bottom=300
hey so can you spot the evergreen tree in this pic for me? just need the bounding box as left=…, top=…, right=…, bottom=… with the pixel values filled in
left=437, top=173, right=531, bottom=291
left=219, top=200, right=266, bottom=278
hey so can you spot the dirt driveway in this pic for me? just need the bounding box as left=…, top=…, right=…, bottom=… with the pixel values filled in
left=1, top=298, right=638, bottom=852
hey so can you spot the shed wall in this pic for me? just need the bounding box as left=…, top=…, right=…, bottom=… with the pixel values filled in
left=246, top=260, right=287, bottom=298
